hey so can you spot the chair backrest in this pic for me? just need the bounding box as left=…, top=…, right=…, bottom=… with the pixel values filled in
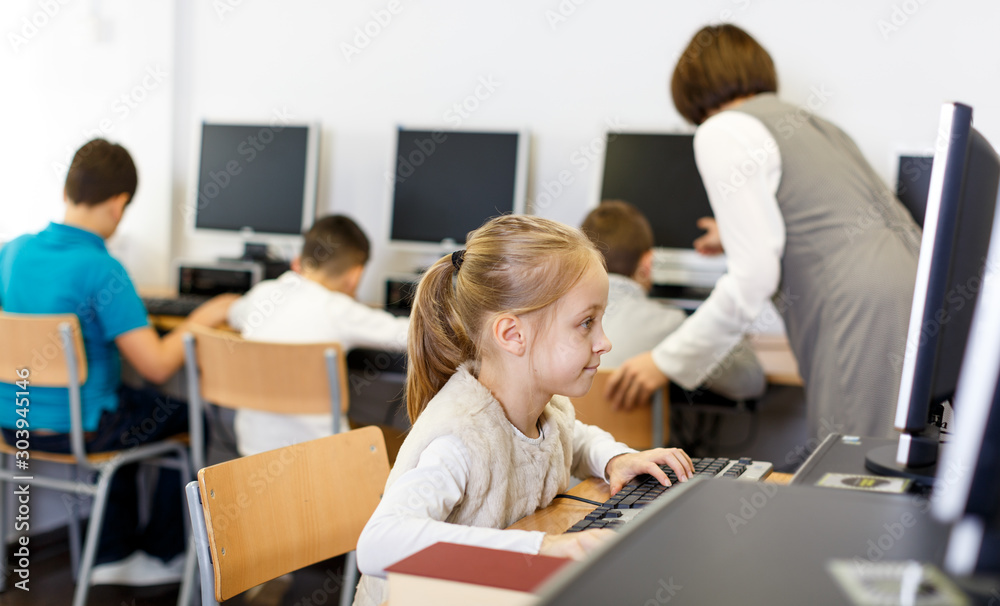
left=0, top=312, right=88, bottom=386
left=187, top=325, right=348, bottom=414
left=197, top=425, right=389, bottom=602
left=571, top=369, right=668, bottom=450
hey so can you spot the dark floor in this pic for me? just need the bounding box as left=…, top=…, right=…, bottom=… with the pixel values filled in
left=0, top=527, right=349, bottom=606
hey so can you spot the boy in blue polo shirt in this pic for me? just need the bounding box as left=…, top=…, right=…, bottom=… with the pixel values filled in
left=0, top=139, right=235, bottom=585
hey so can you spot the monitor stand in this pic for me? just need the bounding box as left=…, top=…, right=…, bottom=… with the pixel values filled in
left=864, top=433, right=938, bottom=486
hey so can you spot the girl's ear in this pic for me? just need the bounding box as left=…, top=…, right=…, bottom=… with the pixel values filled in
left=491, top=314, right=527, bottom=356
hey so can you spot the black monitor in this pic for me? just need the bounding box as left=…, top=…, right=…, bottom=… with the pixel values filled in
left=388, top=128, right=528, bottom=247
left=598, top=133, right=725, bottom=289
left=866, top=103, right=1000, bottom=485
left=192, top=121, right=320, bottom=256
left=932, top=206, right=1000, bottom=577
left=896, top=153, right=935, bottom=227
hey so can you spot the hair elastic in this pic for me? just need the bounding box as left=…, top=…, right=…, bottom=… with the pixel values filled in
left=451, top=249, right=465, bottom=271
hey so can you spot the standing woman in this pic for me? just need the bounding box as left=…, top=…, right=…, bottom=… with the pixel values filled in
left=608, top=24, right=921, bottom=440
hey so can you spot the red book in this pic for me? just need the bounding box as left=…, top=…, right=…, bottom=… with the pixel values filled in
left=385, top=542, right=573, bottom=605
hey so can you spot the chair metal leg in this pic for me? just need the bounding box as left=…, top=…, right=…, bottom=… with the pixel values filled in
left=71, top=467, right=117, bottom=606
left=176, top=446, right=198, bottom=606
left=66, top=468, right=85, bottom=581
left=340, top=550, right=358, bottom=606
left=178, top=535, right=200, bottom=606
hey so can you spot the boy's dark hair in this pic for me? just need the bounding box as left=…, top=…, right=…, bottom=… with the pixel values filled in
left=671, top=24, right=778, bottom=125
left=300, top=215, right=370, bottom=276
left=64, top=139, right=138, bottom=206
left=581, top=200, right=654, bottom=278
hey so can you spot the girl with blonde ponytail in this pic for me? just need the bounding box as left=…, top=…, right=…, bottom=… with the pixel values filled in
left=353, top=215, right=694, bottom=606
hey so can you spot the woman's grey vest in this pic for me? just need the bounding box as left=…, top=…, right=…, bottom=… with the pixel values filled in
left=735, top=94, right=921, bottom=440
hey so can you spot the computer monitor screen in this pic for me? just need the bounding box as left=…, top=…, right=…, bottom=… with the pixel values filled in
left=933, top=186, right=1000, bottom=577
left=866, top=103, right=1000, bottom=483
left=599, top=133, right=713, bottom=250
left=193, top=122, right=319, bottom=236
left=598, top=133, right=725, bottom=293
left=896, top=154, right=934, bottom=227
left=389, top=129, right=527, bottom=245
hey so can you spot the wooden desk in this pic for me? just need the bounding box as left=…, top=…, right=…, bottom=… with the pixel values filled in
left=509, top=472, right=792, bottom=534
left=749, top=333, right=802, bottom=387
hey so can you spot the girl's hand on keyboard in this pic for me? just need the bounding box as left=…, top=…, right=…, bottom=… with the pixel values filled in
left=540, top=528, right=615, bottom=560
left=605, top=448, right=695, bottom=495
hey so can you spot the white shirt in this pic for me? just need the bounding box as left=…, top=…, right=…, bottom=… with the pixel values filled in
left=652, top=111, right=786, bottom=389
left=356, top=420, right=633, bottom=578
left=226, top=271, right=410, bottom=455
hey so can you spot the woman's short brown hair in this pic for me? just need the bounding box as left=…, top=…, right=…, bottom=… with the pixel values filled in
left=671, top=24, right=778, bottom=126
left=64, top=139, right=138, bottom=206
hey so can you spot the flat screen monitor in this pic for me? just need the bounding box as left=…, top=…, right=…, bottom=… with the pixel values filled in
left=388, top=128, right=528, bottom=247
left=896, top=153, right=935, bottom=227
left=866, top=103, right=1000, bottom=485
left=192, top=121, right=319, bottom=239
left=933, top=184, right=1000, bottom=577
left=598, top=132, right=726, bottom=290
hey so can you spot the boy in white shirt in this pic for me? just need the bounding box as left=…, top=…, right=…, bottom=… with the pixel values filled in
left=581, top=200, right=765, bottom=401
left=227, top=215, right=410, bottom=455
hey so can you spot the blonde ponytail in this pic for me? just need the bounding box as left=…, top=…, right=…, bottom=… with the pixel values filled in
left=405, top=255, right=476, bottom=422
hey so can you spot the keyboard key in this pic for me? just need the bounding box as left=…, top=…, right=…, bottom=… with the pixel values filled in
left=565, top=454, right=771, bottom=534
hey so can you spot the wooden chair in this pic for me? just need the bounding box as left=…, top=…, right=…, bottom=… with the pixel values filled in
left=571, top=369, right=669, bottom=450
left=0, top=312, right=192, bottom=606
left=181, top=325, right=349, bottom=473
left=181, top=325, right=351, bottom=604
left=185, top=426, right=390, bottom=605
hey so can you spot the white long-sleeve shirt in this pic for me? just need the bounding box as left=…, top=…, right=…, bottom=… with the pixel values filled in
left=652, top=111, right=786, bottom=388
left=226, top=271, right=410, bottom=455
left=356, top=420, right=633, bottom=578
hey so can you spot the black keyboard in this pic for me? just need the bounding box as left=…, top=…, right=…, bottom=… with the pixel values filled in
left=566, top=456, right=772, bottom=533
left=142, top=295, right=209, bottom=317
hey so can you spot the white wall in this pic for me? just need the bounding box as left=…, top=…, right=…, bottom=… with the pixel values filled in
left=1, top=0, right=175, bottom=288
left=5, top=0, right=1000, bottom=301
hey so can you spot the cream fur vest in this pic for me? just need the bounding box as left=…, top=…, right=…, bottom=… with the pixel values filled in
left=353, top=364, right=581, bottom=606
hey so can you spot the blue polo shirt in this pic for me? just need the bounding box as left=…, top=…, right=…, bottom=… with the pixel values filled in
left=0, top=222, right=149, bottom=432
